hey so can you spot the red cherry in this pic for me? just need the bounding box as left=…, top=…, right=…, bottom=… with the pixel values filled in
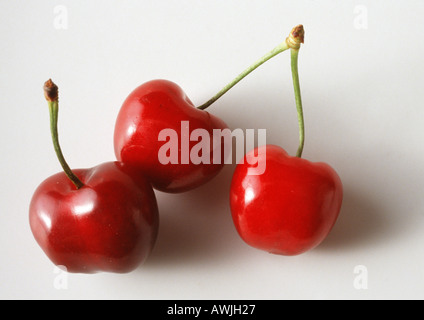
left=227, top=25, right=343, bottom=255
left=114, top=79, right=228, bottom=193
left=230, top=145, right=343, bottom=255
left=30, top=80, right=159, bottom=274
left=30, top=162, right=159, bottom=273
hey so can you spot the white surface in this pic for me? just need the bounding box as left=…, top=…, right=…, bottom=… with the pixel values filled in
left=1, top=1, right=423, bottom=300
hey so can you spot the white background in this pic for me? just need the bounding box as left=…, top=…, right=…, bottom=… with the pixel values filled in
left=1, top=1, right=423, bottom=300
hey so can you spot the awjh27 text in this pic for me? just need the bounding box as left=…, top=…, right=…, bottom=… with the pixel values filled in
left=167, top=304, right=256, bottom=317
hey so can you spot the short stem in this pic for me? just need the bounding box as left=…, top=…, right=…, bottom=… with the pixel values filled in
left=197, top=41, right=289, bottom=110
left=290, top=48, right=305, bottom=158
left=44, top=80, right=84, bottom=189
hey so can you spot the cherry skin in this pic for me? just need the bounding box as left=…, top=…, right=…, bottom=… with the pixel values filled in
left=114, top=79, right=228, bottom=193
left=230, top=145, right=343, bottom=256
left=29, top=161, right=159, bottom=274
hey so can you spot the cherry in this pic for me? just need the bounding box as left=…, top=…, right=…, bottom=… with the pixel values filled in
left=29, top=80, right=159, bottom=273
left=30, top=162, right=159, bottom=273
left=229, top=26, right=344, bottom=255
left=114, top=79, right=228, bottom=193
left=230, top=145, right=343, bottom=255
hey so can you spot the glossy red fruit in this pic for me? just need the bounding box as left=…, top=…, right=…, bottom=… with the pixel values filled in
left=230, top=145, right=343, bottom=256
left=114, top=79, right=228, bottom=193
left=29, top=161, right=159, bottom=274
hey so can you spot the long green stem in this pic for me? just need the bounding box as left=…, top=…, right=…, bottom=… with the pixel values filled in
left=197, top=41, right=289, bottom=110
left=44, top=80, right=84, bottom=189
left=290, top=48, right=305, bottom=158
left=197, top=24, right=306, bottom=158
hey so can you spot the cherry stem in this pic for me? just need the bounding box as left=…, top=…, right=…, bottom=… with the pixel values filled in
left=44, top=79, right=84, bottom=189
left=291, top=48, right=305, bottom=158
left=197, top=41, right=289, bottom=110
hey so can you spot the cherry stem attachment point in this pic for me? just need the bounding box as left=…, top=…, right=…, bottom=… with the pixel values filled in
left=44, top=79, right=84, bottom=190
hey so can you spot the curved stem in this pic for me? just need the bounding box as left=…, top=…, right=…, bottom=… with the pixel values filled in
left=197, top=41, right=289, bottom=110
left=290, top=48, right=305, bottom=158
left=44, top=80, right=84, bottom=189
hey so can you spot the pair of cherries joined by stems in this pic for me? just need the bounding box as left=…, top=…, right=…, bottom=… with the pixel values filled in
left=30, top=25, right=343, bottom=273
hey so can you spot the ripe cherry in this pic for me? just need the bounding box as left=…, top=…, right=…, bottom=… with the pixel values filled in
left=114, top=79, right=228, bottom=193
left=229, top=25, right=344, bottom=255
left=29, top=80, right=159, bottom=273
left=230, top=145, right=343, bottom=255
